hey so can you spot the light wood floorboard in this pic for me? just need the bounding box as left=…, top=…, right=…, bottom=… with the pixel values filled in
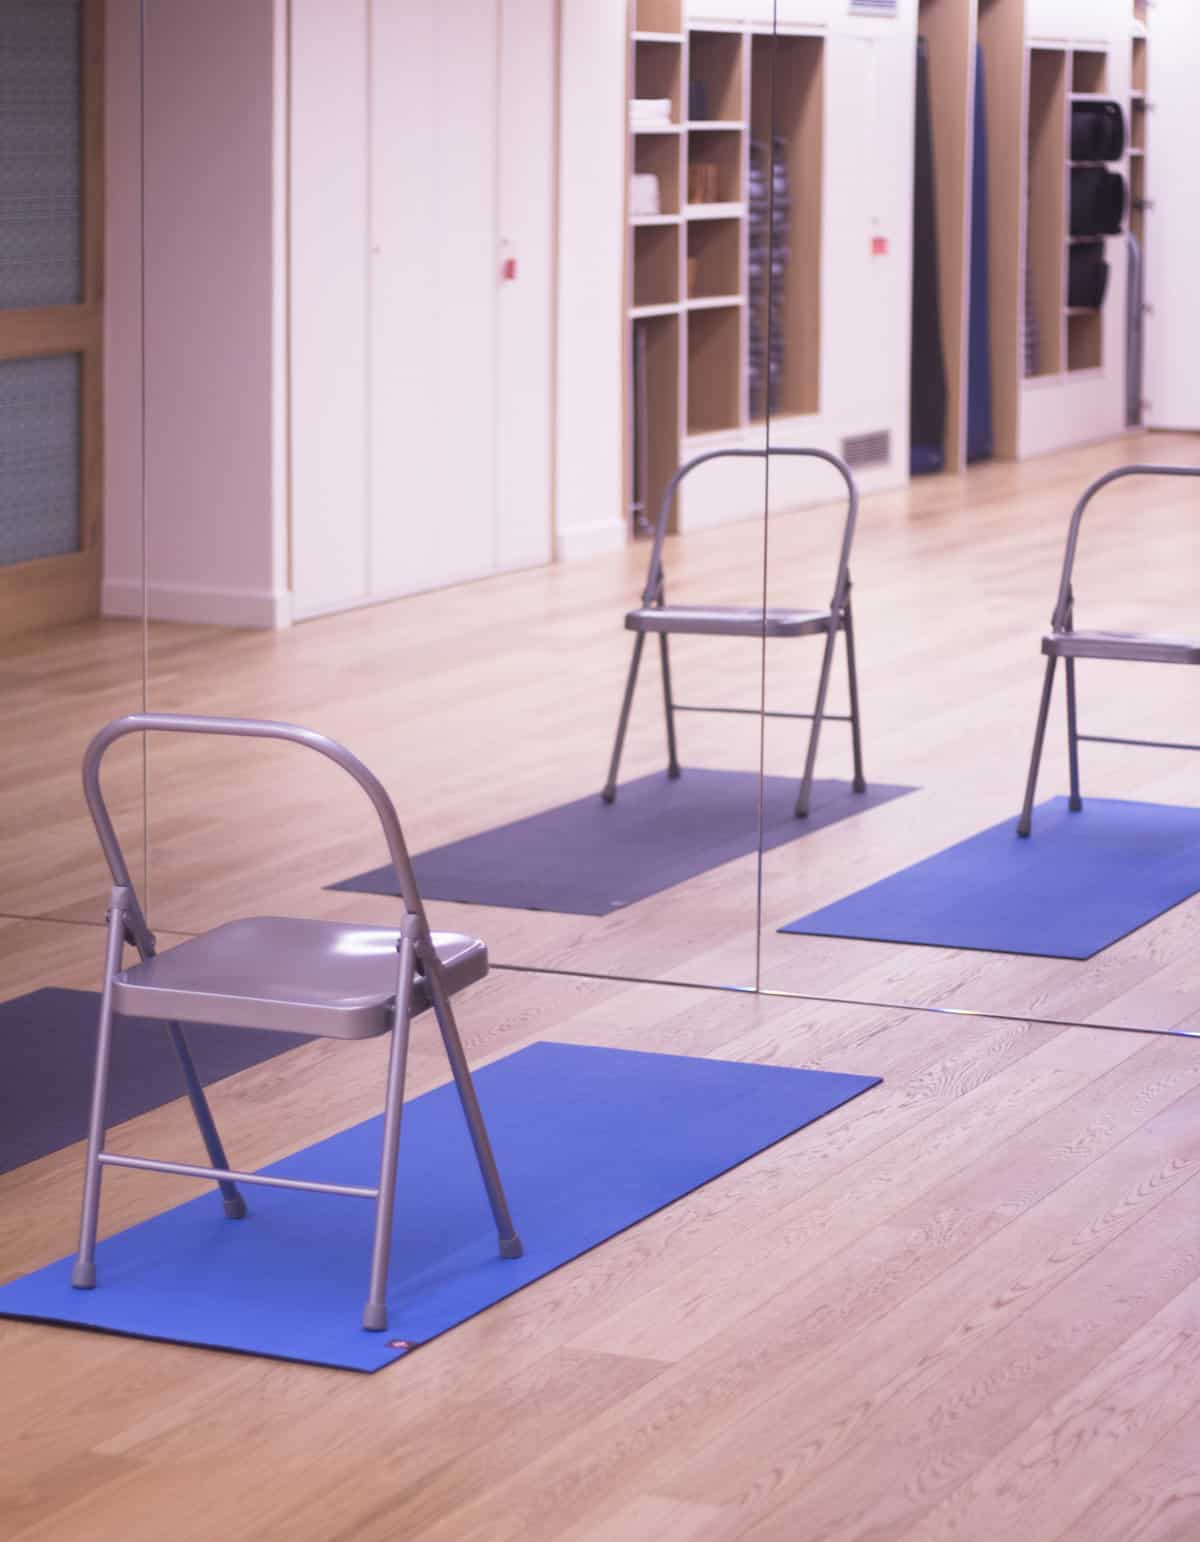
left=2, top=433, right=1199, bottom=1538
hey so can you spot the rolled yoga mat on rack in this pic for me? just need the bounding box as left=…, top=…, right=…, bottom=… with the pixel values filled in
left=780, top=797, right=1200, bottom=960
left=909, top=35, right=947, bottom=476
left=0, top=1042, right=881, bottom=1372
left=331, top=771, right=916, bottom=916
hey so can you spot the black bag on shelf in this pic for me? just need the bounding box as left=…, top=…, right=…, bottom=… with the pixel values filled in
left=1070, top=100, right=1125, bottom=163
left=1068, top=240, right=1110, bottom=309
left=1070, top=166, right=1126, bottom=236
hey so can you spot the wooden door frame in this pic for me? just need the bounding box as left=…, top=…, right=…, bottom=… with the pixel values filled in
left=0, top=0, right=106, bottom=642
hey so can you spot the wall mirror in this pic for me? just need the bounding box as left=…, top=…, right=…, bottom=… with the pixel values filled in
left=759, top=0, right=1200, bottom=1040
left=136, top=0, right=770, bottom=995
left=0, top=0, right=147, bottom=1022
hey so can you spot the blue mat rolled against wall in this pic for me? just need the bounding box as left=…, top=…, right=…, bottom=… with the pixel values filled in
left=331, top=769, right=916, bottom=916
left=0, top=1042, right=880, bottom=1372
left=780, top=797, right=1200, bottom=961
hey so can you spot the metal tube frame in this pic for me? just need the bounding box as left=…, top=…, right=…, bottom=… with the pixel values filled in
left=1017, top=464, right=1200, bottom=836
left=74, top=713, right=523, bottom=1332
left=601, top=448, right=866, bottom=816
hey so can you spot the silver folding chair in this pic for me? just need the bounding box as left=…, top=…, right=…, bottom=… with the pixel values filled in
left=1017, top=463, right=1200, bottom=836
left=602, top=447, right=866, bottom=818
left=72, top=713, right=522, bottom=1332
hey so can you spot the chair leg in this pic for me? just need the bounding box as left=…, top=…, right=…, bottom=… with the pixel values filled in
left=363, top=923, right=419, bottom=1332
left=72, top=888, right=129, bottom=1288
left=1065, top=657, right=1082, bottom=812
left=794, top=629, right=839, bottom=818
left=165, top=1023, right=247, bottom=1219
left=1017, top=655, right=1059, bottom=837
left=658, top=633, right=681, bottom=780
left=425, top=966, right=522, bottom=1262
left=843, top=604, right=867, bottom=795
left=602, top=633, right=647, bottom=803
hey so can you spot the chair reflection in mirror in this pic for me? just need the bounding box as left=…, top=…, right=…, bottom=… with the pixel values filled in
left=602, top=447, right=866, bottom=819
left=1017, top=463, right=1200, bottom=837
left=72, top=714, right=522, bottom=1333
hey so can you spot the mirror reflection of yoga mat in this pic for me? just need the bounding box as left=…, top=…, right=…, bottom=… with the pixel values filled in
left=780, top=798, right=1200, bottom=960
left=332, top=772, right=916, bottom=916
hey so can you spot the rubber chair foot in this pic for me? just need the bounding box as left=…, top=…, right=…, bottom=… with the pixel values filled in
left=601, top=788, right=616, bottom=805
left=362, top=1302, right=388, bottom=1332
left=499, top=1235, right=524, bottom=1260
left=1016, top=823, right=1031, bottom=838
left=667, top=766, right=681, bottom=780
left=852, top=778, right=867, bottom=794
left=224, top=1195, right=248, bottom=1220
left=71, top=1261, right=96, bottom=1290
left=1068, top=797, right=1083, bottom=812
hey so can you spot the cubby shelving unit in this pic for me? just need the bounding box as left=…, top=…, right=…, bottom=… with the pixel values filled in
left=625, top=0, right=823, bottom=535
left=1023, top=39, right=1124, bottom=387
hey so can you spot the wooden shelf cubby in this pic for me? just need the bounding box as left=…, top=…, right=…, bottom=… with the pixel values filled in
left=686, top=216, right=740, bottom=300
left=636, top=0, right=681, bottom=32
left=634, top=132, right=682, bottom=215
left=634, top=223, right=682, bottom=309
left=1067, top=310, right=1102, bottom=371
left=688, top=29, right=742, bottom=123
left=623, top=10, right=824, bottom=534
left=687, top=127, right=743, bottom=205
left=1026, top=48, right=1067, bottom=378
left=749, top=31, right=823, bottom=421
left=687, top=306, right=742, bottom=435
left=634, top=39, right=683, bottom=126
left=1071, top=50, right=1107, bottom=94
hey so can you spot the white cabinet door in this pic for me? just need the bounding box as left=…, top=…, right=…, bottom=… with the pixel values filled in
left=369, top=0, right=500, bottom=598
left=291, top=0, right=555, bottom=617
left=369, top=0, right=554, bottom=600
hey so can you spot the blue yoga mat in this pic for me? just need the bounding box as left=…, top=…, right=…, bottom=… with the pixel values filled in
left=0, top=989, right=309, bottom=1176
left=0, top=1042, right=879, bottom=1372
left=780, top=797, right=1200, bottom=960
left=331, top=770, right=916, bottom=916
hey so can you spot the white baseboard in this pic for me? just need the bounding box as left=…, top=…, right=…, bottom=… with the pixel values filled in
left=555, top=518, right=628, bottom=563
left=102, top=578, right=292, bottom=629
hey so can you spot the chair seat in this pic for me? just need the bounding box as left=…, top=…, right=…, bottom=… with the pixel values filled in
left=1042, top=628, right=1200, bottom=665
left=626, top=604, right=833, bottom=638
left=111, top=918, right=488, bottom=1040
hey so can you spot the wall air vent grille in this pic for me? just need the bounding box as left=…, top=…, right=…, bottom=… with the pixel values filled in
left=840, top=430, right=891, bottom=469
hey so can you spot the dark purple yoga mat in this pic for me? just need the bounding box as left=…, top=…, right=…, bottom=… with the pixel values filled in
left=331, top=770, right=917, bottom=916
left=0, top=988, right=310, bottom=1176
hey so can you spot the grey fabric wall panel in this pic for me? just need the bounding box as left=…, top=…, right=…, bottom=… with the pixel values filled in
left=0, top=353, right=80, bottom=565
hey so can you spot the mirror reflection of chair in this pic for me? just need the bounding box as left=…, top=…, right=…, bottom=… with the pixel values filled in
left=1017, top=463, right=1200, bottom=837
left=602, top=447, right=866, bottom=819
left=72, top=714, right=522, bottom=1333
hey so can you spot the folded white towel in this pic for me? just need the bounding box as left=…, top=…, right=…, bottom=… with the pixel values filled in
left=630, top=97, right=673, bottom=124
left=629, top=173, right=661, bottom=217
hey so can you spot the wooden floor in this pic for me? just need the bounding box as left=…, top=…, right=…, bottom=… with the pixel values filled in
left=2, top=433, right=1199, bottom=1539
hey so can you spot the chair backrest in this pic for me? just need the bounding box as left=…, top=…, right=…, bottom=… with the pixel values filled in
left=1050, top=463, right=1200, bottom=630
left=640, top=447, right=860, bottom=611
left=82, top=714, right=432, bottom=962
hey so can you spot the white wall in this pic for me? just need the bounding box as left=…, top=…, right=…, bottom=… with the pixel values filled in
left=554, top=0, right=628, bottom=562
left=103, top=0, right=289, bottom=628
left=1144, top=0, right=1200, bottom=431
